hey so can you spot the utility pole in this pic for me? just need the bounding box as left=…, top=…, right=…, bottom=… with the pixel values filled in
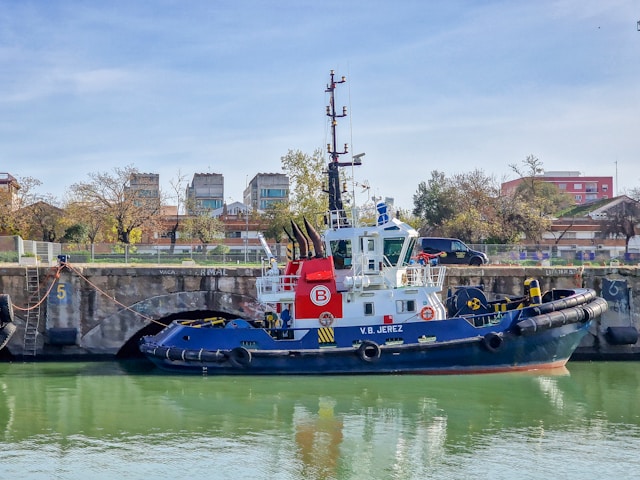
left=244, top=175, right=249, bottom=263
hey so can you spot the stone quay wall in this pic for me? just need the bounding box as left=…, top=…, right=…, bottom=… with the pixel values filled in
left=0, top=264, right=638, bottom=359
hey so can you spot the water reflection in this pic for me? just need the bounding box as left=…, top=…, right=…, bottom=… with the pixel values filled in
left=1, top=361, right=640, bottom=479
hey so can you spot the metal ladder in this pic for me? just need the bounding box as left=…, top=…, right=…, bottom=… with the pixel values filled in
left=23, top=266, right=41, bottom=357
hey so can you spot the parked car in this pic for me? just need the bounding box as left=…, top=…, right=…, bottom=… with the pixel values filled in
left=418, top=237, right=489, bottom=266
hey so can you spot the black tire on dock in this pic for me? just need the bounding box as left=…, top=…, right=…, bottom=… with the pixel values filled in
left=0, top=322, right=17, bottom=350
left=0, top=294, right=14, bottom=325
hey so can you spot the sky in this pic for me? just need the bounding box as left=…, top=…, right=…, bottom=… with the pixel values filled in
left=1, top=0, right=639, bottom=211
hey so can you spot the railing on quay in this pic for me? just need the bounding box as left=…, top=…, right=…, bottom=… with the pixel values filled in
left=0, top=237, right=639, bottom=266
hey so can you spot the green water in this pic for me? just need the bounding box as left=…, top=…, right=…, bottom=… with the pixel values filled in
left=1, top=360, right=639, bottom=480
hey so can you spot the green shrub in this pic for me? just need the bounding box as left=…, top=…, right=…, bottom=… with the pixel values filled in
left=0, top=251, right=19, bottom=262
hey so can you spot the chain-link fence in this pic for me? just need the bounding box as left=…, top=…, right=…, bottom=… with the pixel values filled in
left=1, top=236, right=639, bottom=266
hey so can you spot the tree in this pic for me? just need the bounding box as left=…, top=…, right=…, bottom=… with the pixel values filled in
left=167, top=170, right=188, bottom=253
left=509, top=154, right=544, bottom=194
left=412, top=171, right=457, bottom=234
left=181, top=211, right=225, bottom=254
left=261, top=200, right=291, bottom=258
left=599, top=199, right=640, bottom=254
left=70, top=165, right=163, bottom=244
left=445, top=170, right=499, bottom=242
left=442, top=209, right=488, bottom=243
left=487, top=194, right=527, bottom=243
left=63, top=201, right=107, bottom=244
left=280, top=148, right=326, bottom=229
left=507, top=155, right=572, bottom=243
left=412, top=169, right=498, bottom=242
left=61, top=223, right=88, bottom=244
left=509, top=155, right=572, bottom=215
left=0, top=175, right=45, bottom=237
left=624, top=187, right=640, bottom=202
left=22, top=197, right=65, bottom=242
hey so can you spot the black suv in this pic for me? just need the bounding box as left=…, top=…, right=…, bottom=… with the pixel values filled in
left=418, top=237, right=489, bottom=266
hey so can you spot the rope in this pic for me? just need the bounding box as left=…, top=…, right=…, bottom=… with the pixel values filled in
left=10, top=262, right=165, bottom=326
left=63, top=263, right=164, bottom=325
left=12, top=265, right=64, bottom=312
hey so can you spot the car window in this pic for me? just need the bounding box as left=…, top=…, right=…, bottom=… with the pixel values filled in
left=421, top=239, right=441, bottom=251
left=451, top=240, right=467, bottom=252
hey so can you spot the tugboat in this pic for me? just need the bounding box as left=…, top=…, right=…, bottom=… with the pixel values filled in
left=139, top=71, right=608, bottom=375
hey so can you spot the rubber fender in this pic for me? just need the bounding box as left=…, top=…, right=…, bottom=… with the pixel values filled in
left=0, top=322, right=17, bottom=350
left=199, top=349, right=226, bottom=363
left=605, top=326, right=638, bottom=346
left=515, top=306, right=586, bottom=336
left=582, top=297, right=609, bottom=321
left=167, top=347, right=187, bottom=361
left=47, top=328, right=78, bottom=346
left=357, top=340, right=381, bottom=362
left=227, top=347, right=252, bottom=368
left=0, top=294, right=14, bottom=325
left=532, top=289, right=596, bottom=316
left=482, top=332, right=503, bottom=353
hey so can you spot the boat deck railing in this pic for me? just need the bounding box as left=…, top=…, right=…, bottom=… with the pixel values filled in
left=256, top=274, right=300, bottom=300
left=326, top=209, right=352, bottom=229
left=404, top=264, right=447, bottom=289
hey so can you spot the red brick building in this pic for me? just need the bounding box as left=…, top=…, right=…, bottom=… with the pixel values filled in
left=502, top=171, right=613, bottom=205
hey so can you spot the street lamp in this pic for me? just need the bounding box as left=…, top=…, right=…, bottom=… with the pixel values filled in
left=244, top=175, right=249, bottom=263
left=244, top=206, right=249, bottom=263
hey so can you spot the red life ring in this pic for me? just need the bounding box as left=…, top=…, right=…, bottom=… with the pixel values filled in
left=420, top=306, right=436, bottom=321
left=319, top=311, right=335, bottom=327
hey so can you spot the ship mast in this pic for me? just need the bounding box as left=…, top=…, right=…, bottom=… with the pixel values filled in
left=325, top=70, right=361, bottom=225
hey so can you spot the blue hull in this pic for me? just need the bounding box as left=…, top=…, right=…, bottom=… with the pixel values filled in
left=139, top=300, right=600, bottom=375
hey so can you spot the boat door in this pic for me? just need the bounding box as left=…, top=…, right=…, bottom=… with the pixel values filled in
left=360, top=236, right=381, bottom=274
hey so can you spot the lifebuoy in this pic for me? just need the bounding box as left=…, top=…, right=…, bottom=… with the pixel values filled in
left=357, top=340, right=381, bottom=362
left=227, top=347, right=252, bottom=368
left=420, top=306, right=435, bottom=321
left=482, top=332, right=503, bottom=353
left=319, top=311, right=335, bottom=327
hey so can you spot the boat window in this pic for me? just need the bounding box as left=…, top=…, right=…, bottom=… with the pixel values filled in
left=395, top=299, right=416, bottom=313
left=329, top=239, right=352, bottom=269
left=383, top=237, right=405, bottom=266
left=403, top=238, right=416, bottom=266
left=361, top=237, right=375, bottom=253
left=364, top=303, right=374, bottom=315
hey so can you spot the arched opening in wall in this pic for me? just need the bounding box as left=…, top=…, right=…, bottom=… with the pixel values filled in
left=116, top=309, right=240, bottom=359
left=0, top=346, right=15, bottom=361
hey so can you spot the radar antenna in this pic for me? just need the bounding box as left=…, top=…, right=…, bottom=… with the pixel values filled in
left=324, top=70, right=362, bottom=226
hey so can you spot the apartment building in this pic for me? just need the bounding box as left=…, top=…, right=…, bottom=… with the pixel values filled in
left=243, top=173, right=289, bottom=211
left=186, top=173, right=224, bottom=214
left=501, top=171, right=613, bottom=205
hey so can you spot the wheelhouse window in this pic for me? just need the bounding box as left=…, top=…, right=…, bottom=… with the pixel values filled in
left=383, top=237, right=405, bottom=266
left=329, top=239, right=352, bottom=269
